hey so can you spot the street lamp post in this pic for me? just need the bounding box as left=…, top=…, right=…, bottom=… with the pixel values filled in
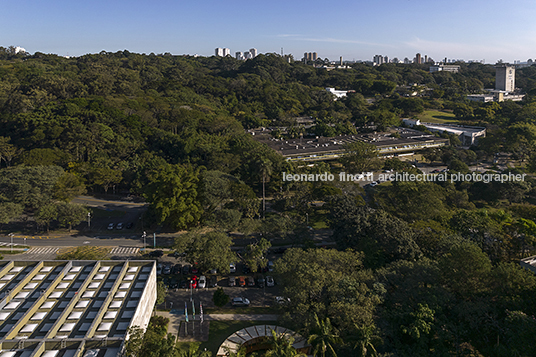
left=8, top=233, right=13, bottom=253
left=87, top=212, right=91, bottom=230
left=142, top=231, right=147, bottom=251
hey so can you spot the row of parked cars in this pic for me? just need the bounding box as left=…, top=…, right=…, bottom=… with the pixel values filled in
left=107, top=222, right=133, bottom=230
left=229, top=275, right=275, bottom=288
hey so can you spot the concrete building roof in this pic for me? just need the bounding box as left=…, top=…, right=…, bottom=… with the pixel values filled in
left=0, top=260, right=156, bottom=357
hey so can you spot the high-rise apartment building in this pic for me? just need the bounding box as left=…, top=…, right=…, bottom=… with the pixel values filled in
left=495, top=64, right=516, bottom=92
left=215, top=48, right=230, bottom=57
left=415, top=53, right=422, bottom=64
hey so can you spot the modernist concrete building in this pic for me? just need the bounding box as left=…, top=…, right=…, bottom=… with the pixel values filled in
left=0, top=260, right=156, bottom=357
left=496, top=64, right=516, bottom=92
left=429, top=65, right=460, bottom=73
left=215, top=48, right=230, bottom=57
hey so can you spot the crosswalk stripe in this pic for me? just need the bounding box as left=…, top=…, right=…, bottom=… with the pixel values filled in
left=110, top=247, right=139, bottom=255
left=25, top=247, right=59, bottom=254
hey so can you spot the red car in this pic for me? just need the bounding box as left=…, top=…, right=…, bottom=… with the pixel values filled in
left=238, top=276, right=246, bottom=287
left=190, top=276, right=198, bottom=289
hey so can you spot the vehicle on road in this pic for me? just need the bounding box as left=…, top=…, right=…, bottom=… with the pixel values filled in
left=172, top=264, right=181, bottom=275
left=232, top=297, right=250, bottom=307
left=107, top=223, right=114, bottom=230
left=182, top=265, right=190, bottom=275
left=116, top=222, right=124, bottom=230
left=238, top=276, right=246, bottom=287
left=198, top=275, right=206, bottom=289
left=169, top=279, right=178, bottom=289
left=126, top=222, right=133, bottom=229
left=229, top=263, right=236, bottom=273
left=163, top=264, right=171, bottom=275
left=209, top=275, right=218, bottom=288
left=266, top=276, right=275, bottom=287
left=267, top=261, right=274, bottom=272
left=275, top=296, right=290, bottom=305
left=246, top=276, right=255, bottom=287
left=228, top=277, right=236, bottom=287
left=257, top=276, right=265, bottom=288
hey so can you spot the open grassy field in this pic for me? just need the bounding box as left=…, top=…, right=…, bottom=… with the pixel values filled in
left=417, top=110, right=458, bottom=124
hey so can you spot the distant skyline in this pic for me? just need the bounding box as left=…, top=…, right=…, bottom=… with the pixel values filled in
left=3, top=0, right=536, bottom=63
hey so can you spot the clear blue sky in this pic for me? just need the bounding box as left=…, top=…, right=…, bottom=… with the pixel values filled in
left=2, top=0, right=536, bottom=63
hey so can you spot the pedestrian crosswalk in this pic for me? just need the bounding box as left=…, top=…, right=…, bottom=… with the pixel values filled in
left=0, top=242, right=20, bottom=247
left=25, top=247, right=59, bottom=255
left=110, top=247, right=139, bottom=255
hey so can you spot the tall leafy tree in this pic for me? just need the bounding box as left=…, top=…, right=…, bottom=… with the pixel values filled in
left=144, top=164, right=202, bottom=230
left=307, top=313, right=342, bottom=357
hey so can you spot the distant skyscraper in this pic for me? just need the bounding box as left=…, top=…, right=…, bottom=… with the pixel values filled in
left=312, top=52, right=318, bottom=61
left=249, top=48, right=257, bottom=57
left=415, top=53, right=422, bottom=64
left=236, top=52, right=244, bottom=60
left=495, top=64, right=516, bottom=92
left=215, top=48, right=230, bottom=57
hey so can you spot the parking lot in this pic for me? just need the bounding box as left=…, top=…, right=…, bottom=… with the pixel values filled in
left=154, top=253, right=283, bottom=309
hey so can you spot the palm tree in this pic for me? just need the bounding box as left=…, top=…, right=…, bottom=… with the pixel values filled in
left=307, top=313, right=342, bottom=357
left=352, top=324, right=381, bottom=357
left=265, top=329, right=307, bottom=357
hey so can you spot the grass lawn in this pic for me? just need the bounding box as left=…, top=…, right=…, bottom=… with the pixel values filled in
left=417, top=110, right=458, bottom=124
left=197, top=320, right=279, bottom=355
left=204, top=306, right=279, bottom=314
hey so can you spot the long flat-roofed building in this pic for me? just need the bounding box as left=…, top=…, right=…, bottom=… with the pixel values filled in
left=0, top=260, right=156, bottom=357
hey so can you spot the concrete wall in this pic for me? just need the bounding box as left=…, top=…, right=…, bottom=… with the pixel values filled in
left=128, top=262, right=157, bottom=334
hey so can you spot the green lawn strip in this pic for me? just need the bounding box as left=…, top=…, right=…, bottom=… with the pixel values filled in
left=417, top=110, right=458, bottom=124
left=198, top=320, right=279, bottom=355
left=205, top=306, right=278, bottom=314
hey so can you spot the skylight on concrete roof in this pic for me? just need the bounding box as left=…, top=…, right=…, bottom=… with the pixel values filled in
left=68, top=311, right=83, bottom=319
left=127, top=300, right=139, bottom=308
left=121, top=311, right=134, bottom=319
left=31, top=312, right=47, bottom=320
left=63, top=274, right=75, bottom=280
left=128, top=267, right=138, bottom=273
left=24, top=282, right=38, bottom=289
left=75, top=300, right=90, bottom=308
left=57, top=283, right=69, bottom=289
left=5, top=301, right=21, bottom=309
left=0, top=312, right=10, bottom=320
left=60, top=323, right=76, bottom=332
left=1, top=274, right=15, bottom=280
left=124, top=274, right=135, bottom=281
left=104, top=311, right=117, bottom=319
left=9, top=267, right=23, bottom=273
left=114, top=291, right=126, bottom=298
left=33, top=274, right=46, bottom=280
left=40, top=266, right=53, bottom=272
left=41, top=301, right=55, bottom=309
left=79, top=322, right=91, bottom=332
left=20, top=323, right=38, bottom=333
left=15, top=291, right=30, bottom=299
left=49, top=291, right=63, bottom=298
left=42, top=351, right=59, bottom=357
left=88, top=282, right=100, bottom=289
left=131, top=291, right=141, bottom=298
left=69, top=266, right=82, bottom=272
left=119, top=283, right=131, bottom=289
left=117, top=322, right=130, bottom=330
left=0, top=283, right=6, bottom=289
left=135, top=282, right=145, bottom=288
left=40, top=323, right=53, bottom=332
left=109, top=301, right=122, bottom=308
left=82, top=291, right=95, bottom=298
left=94, top=274, right=105, bottom=280
left=0, top=351, right=17, bottom=357
left=99, top=266, right=110, bottom=272
left=142, top=267, right=151, bottom=272
left=98, top=322, right=112, bottom=331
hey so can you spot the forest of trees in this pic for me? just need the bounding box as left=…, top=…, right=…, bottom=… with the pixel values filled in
left=3, top=47, right=536, bottom=355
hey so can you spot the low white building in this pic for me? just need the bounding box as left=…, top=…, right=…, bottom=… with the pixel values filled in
left=326, top=87, right=348, bottom=99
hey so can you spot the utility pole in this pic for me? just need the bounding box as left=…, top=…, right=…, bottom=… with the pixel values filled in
left=142, top=231, right=146, bottom=251
left=87, top=212, right=91, bottom=230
